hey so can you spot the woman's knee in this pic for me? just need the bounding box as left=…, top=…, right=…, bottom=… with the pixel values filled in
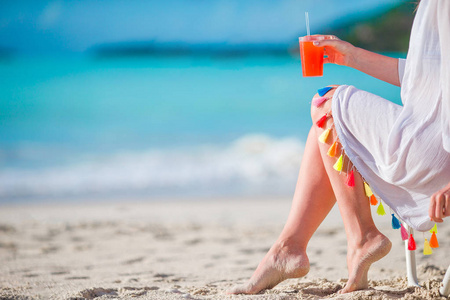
left=310, top=85, right=339, bottom=120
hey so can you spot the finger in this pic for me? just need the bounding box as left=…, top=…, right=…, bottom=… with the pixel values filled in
left=435, top=194, right=445, bottom=219
left=313, top=40, right=340, bottom=47
left=325, top=35, right=339, bottom=40
left=429, top=196, right=437, bottom=221
left=444, top=193, right=450, bottom=217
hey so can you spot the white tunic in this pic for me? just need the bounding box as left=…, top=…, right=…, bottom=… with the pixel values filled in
left=332, top=0, right=450, bottom=231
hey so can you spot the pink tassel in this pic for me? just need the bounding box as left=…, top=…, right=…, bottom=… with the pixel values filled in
left=408, top=234, right=416, bottom=250
left=312, top=96, right=328, bottom=107
left=346, top=170, right=355, bottom=187
left=400, top=224, right=408, bottom=240
left=316, top=114, right=327, bottom=128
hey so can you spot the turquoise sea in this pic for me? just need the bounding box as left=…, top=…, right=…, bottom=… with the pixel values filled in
left=0, top=54, right=404, bottom=202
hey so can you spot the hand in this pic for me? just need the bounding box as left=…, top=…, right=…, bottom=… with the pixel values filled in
left=429, top=181, right=450, bottom=223
left=312, top=36, right=356, bottom=67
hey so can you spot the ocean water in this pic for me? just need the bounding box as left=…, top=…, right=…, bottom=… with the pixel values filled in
left=0, top=54, right=404, bottom=202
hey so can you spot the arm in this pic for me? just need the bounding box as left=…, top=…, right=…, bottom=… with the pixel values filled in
left=429, top=181, right=450, bottom=223
left=313, top=37, right=401, bottom=87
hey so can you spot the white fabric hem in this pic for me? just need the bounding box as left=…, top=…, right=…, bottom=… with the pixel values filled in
left=331, top=85, right=433, bottom=232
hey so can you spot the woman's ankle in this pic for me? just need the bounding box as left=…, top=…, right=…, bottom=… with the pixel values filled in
left=346, top=228, right=385, bottom=249
left=275, top=236, right=307, bottom=252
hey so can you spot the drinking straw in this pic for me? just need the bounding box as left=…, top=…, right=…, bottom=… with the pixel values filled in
left=305, top=12, right=310, bottom=36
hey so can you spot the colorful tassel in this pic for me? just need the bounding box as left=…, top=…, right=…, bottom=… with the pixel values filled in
left=423, top=239, right=433, bottom=255
left=370, top=194, right=378, bottom=206
left=316, top=114, right=328, bottom=128
left=318, top=86, right=333, bottom=97
left=400, top=224, right=409, bottom=240
left=408, top=234, right=416, bottom=250
left=333, top=154, right=343, bottom=172
left=429, top=232, right=439, bottom=248
left=376, top=202, right=386, bottom=215
left=391, top=214, right=401, bottom=229
left=346, top=170, right=355, bottom=187
left=364, top=182, right=373, bottom=197
left=327, top=141, right=338, bottom=157
left=429, top=223, right=437, bottom=233
left=318, top=128, right=331, bottom=143
left=312, top=96, right=328, bottom=107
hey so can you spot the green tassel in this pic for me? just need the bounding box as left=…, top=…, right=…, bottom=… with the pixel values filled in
left=333, top=154, right=343, bottom=172
left=429, top=223, right=437, bottom=233
left=377, top=202, right=386, bottom=216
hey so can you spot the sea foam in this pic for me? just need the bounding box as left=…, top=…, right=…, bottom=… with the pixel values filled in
left=0, top=134, right=304, bottom=201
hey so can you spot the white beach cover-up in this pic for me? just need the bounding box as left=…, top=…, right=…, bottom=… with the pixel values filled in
left=332, top=0, right=450, bottom=231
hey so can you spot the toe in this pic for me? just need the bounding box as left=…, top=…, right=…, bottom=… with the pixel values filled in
left=226, top=283, right=254, bottom=295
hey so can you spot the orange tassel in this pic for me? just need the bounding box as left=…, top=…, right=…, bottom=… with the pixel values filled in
left=327, top=141, right=338, bottom=157
left=316, top=114, right=327, bottom=128
left=429, top=232, right=439, bottom=248
left=408, top=234, right=416, bottom=250
left=346, top=170, right=355, bottom=187
left=370, top=194, right=378, bottom=206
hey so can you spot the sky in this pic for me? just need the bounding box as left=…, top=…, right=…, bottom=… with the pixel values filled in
left=0, top=0, right=404, bottom=53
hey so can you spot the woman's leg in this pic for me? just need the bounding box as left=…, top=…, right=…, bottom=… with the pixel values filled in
left=310, top=87, right=391, bottom=293
left=228, top=121, right=337, bottom=294
left=228, top=86, right=391, bottom=295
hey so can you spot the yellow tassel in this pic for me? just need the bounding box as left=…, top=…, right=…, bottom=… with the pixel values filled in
left=423, top=239, right=433, bottom=255
left=318, top=128, right=331, bottom=144
left=333, top=154, right=343, bottom=171
left=429, top=223, right=437, bottom=233
left=327, top=141, right=338, bottom=157
left=376, top=202, right=386, bottom=216
left=364, top=182, right=373, bottom=197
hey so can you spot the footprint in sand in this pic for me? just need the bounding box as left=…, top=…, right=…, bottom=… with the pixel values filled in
left=154, top=273, right=173, bottom=279
left=122, top=256, right=145, bottom=265
left=184, top=238, right=203, bottom=245
left=75, top=288, right=118, bottom=299
left=41, top=245, right=60, bottom=254
left=0, top=224, right=16, bottom=233
left=50, top=271, right=69, bottom=275
left=66, top=276, right=90, bottom=280
left=238, top=248, right=255, bottom=255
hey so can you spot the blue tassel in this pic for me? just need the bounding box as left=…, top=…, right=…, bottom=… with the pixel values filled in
left=318, top=87, right=333, bottom=97
left=391, top=214, right=401, bottom=229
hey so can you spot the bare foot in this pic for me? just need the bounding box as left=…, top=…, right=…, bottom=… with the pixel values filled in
left=339, top=233, right=392, bottom=294
left=227, top=240, right=309, bottom=294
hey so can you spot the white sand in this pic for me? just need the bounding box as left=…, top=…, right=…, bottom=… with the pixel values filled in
left=0, top=197, right=448, bottom=299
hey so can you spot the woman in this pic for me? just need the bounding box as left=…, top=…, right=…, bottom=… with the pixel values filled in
left=229, top=0, right=450, bottom=294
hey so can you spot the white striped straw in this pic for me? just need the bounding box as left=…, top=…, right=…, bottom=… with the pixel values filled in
left=305, top=12, right=310, bottom=36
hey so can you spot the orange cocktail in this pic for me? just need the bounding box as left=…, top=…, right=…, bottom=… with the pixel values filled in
left=299, top=36, right=325, bottom=77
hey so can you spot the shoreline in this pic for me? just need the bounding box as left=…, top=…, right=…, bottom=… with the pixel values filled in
left=0, top=197, right=448, bottom=299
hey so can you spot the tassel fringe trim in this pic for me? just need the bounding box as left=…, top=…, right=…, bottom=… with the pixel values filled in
left=314, top=85, right=439, bottom=256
